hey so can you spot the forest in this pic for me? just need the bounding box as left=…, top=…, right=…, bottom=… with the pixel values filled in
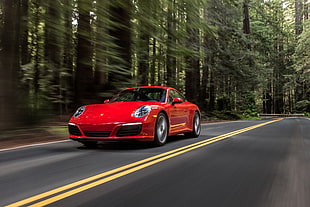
left=0, top=0, right=309, bottom=130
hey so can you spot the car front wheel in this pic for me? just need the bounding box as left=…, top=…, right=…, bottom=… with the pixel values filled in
left=154, top=112, right=168, bottom=146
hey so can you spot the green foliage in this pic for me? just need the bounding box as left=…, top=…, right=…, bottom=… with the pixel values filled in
left=295, top=19, right=310, bottom=71
left=295, top=100, right=310, bottom=112
left=241, top=108, right=259, bottom=120
left=208, top=110, right=242, bottom=121
left=240, top=92, right=259, bottom=119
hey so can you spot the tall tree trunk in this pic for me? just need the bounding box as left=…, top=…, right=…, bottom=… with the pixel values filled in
left=94, top=0, right=108, bottom=96
left=243, top=0, right=250, bottom=35
left=202, top=7, right=213, bottom=111
left=243, top=0, right=254, bottom=71
left=158, top=43, right=164, bottom=85
left=108, top=0, right=132, bottom=90
left=243, top=0, right=251, bottom=50
left=45, top=1, right=62, bottom=66
left=44, top=1, right=63, bottom=113
left=166, top=0, right=176, bottom=87
left=295, top=0, right=303, bottom=35
left=137, top=0, right=150, bottom=86
left=63, top=0, right=74, bottom=113
left=0, top=0, right=20, bottom=129
left=137, top=33, right=149, bottom=86
left=200, top=63, right=209, bottom=109
left=64, top=0, right=73, bottom=71
left=20, top=0, right=30, bottom=65
left=33, top=1, right=40, bottom=102
left=76, top=0, right=94, bottom=104
left=304, top=0, right=308, bottom=20
left=150, top=38, right=156, bottom=85
left=209, top=68, right=215, bottom=111
left=185, top=2, right=200, bottom=103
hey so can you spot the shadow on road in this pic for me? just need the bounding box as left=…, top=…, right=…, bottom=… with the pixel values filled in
left=77, top=135, right=189, bottom=151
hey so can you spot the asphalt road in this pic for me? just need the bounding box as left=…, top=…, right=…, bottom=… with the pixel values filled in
left=1, top=118, right=310, bottom=207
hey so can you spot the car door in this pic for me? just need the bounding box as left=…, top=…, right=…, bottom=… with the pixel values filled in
left=168, top=89, right=189, bottom=132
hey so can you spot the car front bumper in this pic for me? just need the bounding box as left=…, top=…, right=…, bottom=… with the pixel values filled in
left=68, top=120, right=155, bottom=142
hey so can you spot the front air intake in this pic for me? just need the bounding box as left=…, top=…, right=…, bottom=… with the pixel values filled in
left=116, top=125, right=142, bottom=137
left=68, top=125, right=82, bottom=136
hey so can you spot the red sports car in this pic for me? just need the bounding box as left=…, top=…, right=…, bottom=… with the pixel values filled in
left=68, top=86, right=201, bottom=147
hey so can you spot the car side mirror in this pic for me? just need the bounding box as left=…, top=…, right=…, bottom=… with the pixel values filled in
left=172, top=97, right=183, bottom=105
left=104, top=99, right=110, bottom=104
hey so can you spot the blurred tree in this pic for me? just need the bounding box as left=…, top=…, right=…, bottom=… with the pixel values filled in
left=94, top=0, right=109, bottom=95
left=295, top=0, right=303, bottom=35
left=29, top=0, right=43, bottom=109
left=20, top=0, right=30, bottom=65
left=136, top=0, right=151, bottom=86
left=0, top=0, right=20, bottom=129
left=305, top=0, right=309, bottom=20
left=166, top=0, right=177, bottom=87
left=61, top=0, right=74, bottom=113
left=44, top=0, right=65, bottom=113
left=185, top=0, right=200, bottom=103
left=107, top=0, right=133, bottom=91
left=75, top=0, right=94, bottom=104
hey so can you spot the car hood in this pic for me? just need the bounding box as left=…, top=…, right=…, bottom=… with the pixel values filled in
left=70, top=102, right=156, bottom=124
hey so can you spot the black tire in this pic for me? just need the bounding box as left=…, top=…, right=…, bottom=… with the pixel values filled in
left=184, top=111, right=201, bottom=138
left=153, top=112, right=168, bottom=146
left=80, top=141, right=98, bottom=148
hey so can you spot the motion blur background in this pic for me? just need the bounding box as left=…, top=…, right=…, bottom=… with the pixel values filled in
left=0, top=0, right=309, bottom=131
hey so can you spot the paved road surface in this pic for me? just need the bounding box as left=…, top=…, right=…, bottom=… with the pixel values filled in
left=1, top=118, right=310, bottom=207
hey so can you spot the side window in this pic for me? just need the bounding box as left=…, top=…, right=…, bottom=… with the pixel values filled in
left=168, top=89, right=186, bottom=103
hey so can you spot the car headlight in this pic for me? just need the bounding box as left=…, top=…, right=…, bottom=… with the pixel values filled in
left=74, top=106, right=86, bottom=118
left=133, top=105, right=151, bottom=118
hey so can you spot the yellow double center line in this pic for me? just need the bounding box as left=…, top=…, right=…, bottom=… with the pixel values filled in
left=6, top=119, right=282, bottom=207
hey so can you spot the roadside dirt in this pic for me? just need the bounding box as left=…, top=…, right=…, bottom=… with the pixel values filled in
left=0, top=123, right=68, bottom=150
left=0, top=134, right=67, bottom=150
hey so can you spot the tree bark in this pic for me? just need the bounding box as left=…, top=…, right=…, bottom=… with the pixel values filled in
left=108, top=0, right=132, bottom=90
left=20, top=0, right=30, bottom=65
left=0, top=0, right=20, bottom=129
left=44, top=1, right=64, bottom=113
left=76, top=0, right=94, bottom=104
left=304, top=0, right=308, bottom=20
left=209, top=68, right=215, bottom=111
left=62, top=0, right=74, bottom=113
left=295, top=0, right=303, bottom=35
left=185, top=2, right=200, bottom=103
left=243, top=0, right=251, bottom=50
left=166, top=0, right=176, bottom=87
left=150, top=38, right=157, bottom=85
left=138, top=33, right=149, bottom=86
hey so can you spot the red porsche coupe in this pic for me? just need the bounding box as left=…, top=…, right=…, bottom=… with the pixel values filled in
left=68, top=86, right=201, bottom=147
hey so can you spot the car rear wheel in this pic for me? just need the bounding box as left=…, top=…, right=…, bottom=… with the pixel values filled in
left=185, top=111, right=201, bottom=138
left=154, top=112, right=168, bottom=146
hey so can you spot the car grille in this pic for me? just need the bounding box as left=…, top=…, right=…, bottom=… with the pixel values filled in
left=83, top=131, right=111, bottom=137
left=116, top=125, right=142, bottom=137
left=68, top=125, right=82, bottom=136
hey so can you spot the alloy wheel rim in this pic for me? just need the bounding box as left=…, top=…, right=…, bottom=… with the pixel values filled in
left=157, top=116, right=167, bottom=143
left=194, top=114, right=201, bottom=135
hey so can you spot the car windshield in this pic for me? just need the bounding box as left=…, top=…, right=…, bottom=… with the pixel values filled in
left=110, top=88, right=167, bottom=103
